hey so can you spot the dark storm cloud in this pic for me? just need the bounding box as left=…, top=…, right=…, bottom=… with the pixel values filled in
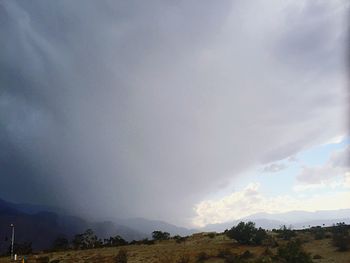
left=0, top=0, right=348, bottom=226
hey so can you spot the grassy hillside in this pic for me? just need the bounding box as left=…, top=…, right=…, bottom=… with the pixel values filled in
left=0, top=227, right=349, bottom=263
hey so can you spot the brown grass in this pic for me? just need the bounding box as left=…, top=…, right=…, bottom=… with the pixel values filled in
left=0, top=232, right=349, bottom=263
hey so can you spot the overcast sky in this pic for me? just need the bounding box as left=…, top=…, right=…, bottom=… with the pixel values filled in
left=0, top=0, right=349, bottom=227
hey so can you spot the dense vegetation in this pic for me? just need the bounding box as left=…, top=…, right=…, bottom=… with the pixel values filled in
left=225, top=221, right=267, bottom=245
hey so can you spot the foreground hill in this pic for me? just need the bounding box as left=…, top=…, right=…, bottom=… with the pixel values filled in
left=0, top=228, right=349, bottom=263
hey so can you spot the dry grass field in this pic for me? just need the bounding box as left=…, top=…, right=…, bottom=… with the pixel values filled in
left=0, top=231, right=349, bottom=263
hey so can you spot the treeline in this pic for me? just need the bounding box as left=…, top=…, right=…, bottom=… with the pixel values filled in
left=3, top=221, right=349, bottom=261
left=2, top=228, right=178, bottom=256
left=53, top=229, right=176, bottom=251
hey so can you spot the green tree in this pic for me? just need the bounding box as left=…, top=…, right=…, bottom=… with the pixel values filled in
left=72, top=229, right=99, bottom=249
left=226, top=221, right=267, bottom=245
left=152, top=231, right=170, bottom=241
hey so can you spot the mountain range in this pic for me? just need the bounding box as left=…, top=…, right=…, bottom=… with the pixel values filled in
left=201, top=209, right=350, bottom=232
left=0, top=198, right=349, bottom=252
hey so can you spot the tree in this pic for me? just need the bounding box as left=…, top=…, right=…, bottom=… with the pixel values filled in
left=104, top=235, right=127, bottom=247
left=72, top=229, right=99, bottom=249
left=277, top=225, right=296, bottom=240
left=152, top=231, right=170, bottom=241
left=226, top=221, right=267, bottom=245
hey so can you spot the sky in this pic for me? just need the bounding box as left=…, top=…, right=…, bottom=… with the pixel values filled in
left=0, top=0, right=349, bottom=228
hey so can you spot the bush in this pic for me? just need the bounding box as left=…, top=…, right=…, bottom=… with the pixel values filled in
left=196, top=252, right=209, bottom=262
left=313, top=254, right=322, bottom=259
left=311, top=226, right=325, bottom=240
left=104, top=235, right=128, bottom=247
left=277, top=225, right=296, bottom=241
left=240, top=250, right=253, bottom=259
left=72, top=229, right=99, bottom=249
left=277, top=240, right=313, bottom=263
left=226, top=221, right=267, bottom=245
left=207, top=232, right=216, bottom=239
left=217, top=249, right=233, bottom=258
left=332, top=223, right=350, bottom=251
left=115, top=249, right=128, bottom=263
left=152, top=231, right=170, bottom=241
left=173, top=235, right=187, bottom=243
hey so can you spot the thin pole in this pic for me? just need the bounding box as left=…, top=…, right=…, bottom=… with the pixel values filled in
left=10, top=224, right=15, bottom=260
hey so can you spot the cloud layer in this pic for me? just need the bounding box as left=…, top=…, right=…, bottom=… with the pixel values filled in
left=0, top=0, right=349, bottom=225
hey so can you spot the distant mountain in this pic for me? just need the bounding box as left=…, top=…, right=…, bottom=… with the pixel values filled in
left=2, top=197, right=349, bottom=253
left=114, top=217, right=197, bottom=238
left=0, top=198, right=145, bottom=252
left=0, top=199, right=63, bottom=215
left=0, top=198, right=196, bottom=252
left=200, top=209, right=350, bottom=232
left=245, top=209, right=350, bottom=224
left=201, top=218, right=285, bottom=232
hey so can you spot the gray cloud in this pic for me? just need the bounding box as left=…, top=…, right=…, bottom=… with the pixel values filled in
left=262, top=163, right=287, bottom=173
left=0, top=0, right=348, bottom=226
left=297, top=146, right=350, bottom=185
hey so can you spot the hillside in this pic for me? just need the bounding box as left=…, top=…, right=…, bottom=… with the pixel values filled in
left=0, top=227, right=349, bottom=263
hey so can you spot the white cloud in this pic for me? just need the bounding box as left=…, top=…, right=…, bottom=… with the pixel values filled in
left=192, top=182, right=350, bottom=227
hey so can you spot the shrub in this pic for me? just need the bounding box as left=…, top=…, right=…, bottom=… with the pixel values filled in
left=277, top=240, right=313, bottom=263
left=311, top=226, right=325, bottom=240
left=240, top=250, right=253, bottom=259
left=277, top=225, right=296, bottom=241
left=196, top=252, right=209, bottom=262
left=152, top=231, right=170, bottom=241
left=115, top=249, right=128, bottom=263
left=226, top=221, right=267, bottom=245
left=104, top=235, right=128, bottom=247
left=217, top=249, right=233, bottom=258
left=173, top=235, right=187, bottom=243
left=332, top=223, right=350, bottom=251
left=72, top=229, right=99, bottom=249
left=313, top=254, right=322, bottom=259
left=262, top=246, right=273, bottom=256
left=207, top=232, right=216, bottom=239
